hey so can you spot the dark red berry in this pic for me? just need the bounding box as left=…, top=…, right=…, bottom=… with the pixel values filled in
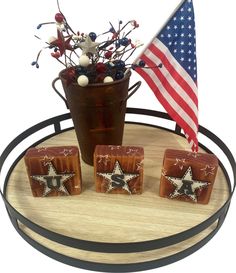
left=55, top=13, right=64, bottom=23
left=134, top=21, right=139, bottom=28
left=96, top=62, right=107, bottom=73
left=51, top=51, right=61, bottom=58
left=95, top=74, right=105, bottom=83
left=66, top=68, right=76, bottom=80
left=104, top=51, right=113, bottom=59
left=112, top=33, right=118, bottom=39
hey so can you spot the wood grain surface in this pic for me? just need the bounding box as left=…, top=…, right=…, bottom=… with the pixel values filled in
left=5, top=124, right=229, bottom=263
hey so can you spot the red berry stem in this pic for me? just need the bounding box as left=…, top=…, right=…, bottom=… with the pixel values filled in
left=119, top=21, right=131, bottom=33
left=55, top=57, right=67, bottom=67
left=56, top=0, right=76, bottom=35
left=68, top=51, right=77, bottom=66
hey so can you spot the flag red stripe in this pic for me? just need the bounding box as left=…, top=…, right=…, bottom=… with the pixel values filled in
left=141, top=54, right=198, bottom=128
left=133, top=0, right=198, bottom=151
left=136, top=66, right=198, bottom=145
left=149, top=42, right=198, bottom=107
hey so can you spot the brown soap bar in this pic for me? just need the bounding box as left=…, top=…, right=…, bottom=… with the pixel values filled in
left=24, top=146, right=82, bottom=197
left=94, top=145, right=144, bottom=194
left=159, top=149, right=218, bottom=204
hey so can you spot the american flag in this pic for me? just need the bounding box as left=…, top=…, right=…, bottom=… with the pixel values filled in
left=134, top=0, right=198, bottom=152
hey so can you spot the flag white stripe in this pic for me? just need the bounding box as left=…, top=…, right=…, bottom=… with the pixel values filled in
left=141, top=67, right=198, bottom=134
left=143, top=48, right=198, bottom=119
left=153, top=39, right=198, bottom=97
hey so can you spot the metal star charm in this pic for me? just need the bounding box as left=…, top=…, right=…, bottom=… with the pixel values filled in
left=50, top=30, right=73, bottom=56
left=165, top=166, right=209, bottom=202
left=97, top=160, right=139, bottom=194
left=79, top=36, right=99, bottom=55
left=31, top=162, right=75, bottom=197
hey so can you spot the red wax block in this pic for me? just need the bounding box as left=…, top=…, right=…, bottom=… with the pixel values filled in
left=94, top=145, right=144, bottom=194
left=159, top=149, right=218, bottom=204
left=24, top=146, right=82, bottom=197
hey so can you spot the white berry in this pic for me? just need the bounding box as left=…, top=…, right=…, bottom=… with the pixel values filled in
left=79, top=55, right=90, bottom=67
left=56, top=22, right=65, bottom=31
left=48, top=36, right=57, bottom=44
left=77, top=75, right=89, bottom=87
left=103, top=76, right=114, bottom=83
left=72, top=35, right=80, bottom=40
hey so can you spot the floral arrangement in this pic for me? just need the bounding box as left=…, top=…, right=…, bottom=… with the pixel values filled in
left=32, top=0, right=148, bottom=87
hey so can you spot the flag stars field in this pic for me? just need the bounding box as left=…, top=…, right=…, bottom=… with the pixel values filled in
left=135, top=0, right=199, bottom=152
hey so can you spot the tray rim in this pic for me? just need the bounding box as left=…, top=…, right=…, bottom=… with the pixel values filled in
left=0, top=108, right=235, bottom=272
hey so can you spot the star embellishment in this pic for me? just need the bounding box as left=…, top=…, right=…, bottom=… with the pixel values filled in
left=31, top=162, right=75, bottom=197
left=108, top=145, right=121, bottom=151
left=40, top=155, right=55, bottom=166
left=174, top=158, right=186, bottom=170
left=200, top=165, right=216, bottom=176
left=98, top=155, right=111, bottom=166
left=126, top=148, right=139, bottom=155
left=187, top=152, right=201, bottom=159
left=161, top=168, right=167, bottom=177
left=136, top=159, right=144, bottom=171
left=79, top=36, right=99, bottom=55
left=37, top=147, right=48, bottom=153
left=59, top=148, right=73, bottom=157
left=50, top=30, right=73, bottom=56
left=165, top=166, right=209, bottom=202
left=97, top=161, right=139, bottom=194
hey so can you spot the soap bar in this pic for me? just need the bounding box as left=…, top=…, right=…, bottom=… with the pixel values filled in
left=24, top=146, right=82, bottom=197
left=159, top=149, right=218, bottom=204
left=94, top=145, right=144, bottom=194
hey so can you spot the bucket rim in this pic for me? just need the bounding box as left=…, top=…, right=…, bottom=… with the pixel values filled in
left=59, top=67, right=132, bottom=87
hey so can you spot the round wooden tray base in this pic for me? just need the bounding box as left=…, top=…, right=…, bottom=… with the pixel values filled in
left=1, top=109, right=234, bottom=272
left=6, top=124, right=229, bottom=264
left=18, top=220, right=218, bottom=264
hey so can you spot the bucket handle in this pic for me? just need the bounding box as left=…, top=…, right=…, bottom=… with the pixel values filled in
left=52, top=77, right=141, bottom=109
left=52, top=77, right=69, bottom=109
left=125, top=81, right=142, bottom=103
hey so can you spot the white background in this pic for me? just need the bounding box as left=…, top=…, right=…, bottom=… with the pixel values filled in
left=0, top=0, right=235, bottom=272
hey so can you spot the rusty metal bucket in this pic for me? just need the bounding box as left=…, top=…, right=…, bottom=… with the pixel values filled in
left=52, top=68, right=141, bottom=165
